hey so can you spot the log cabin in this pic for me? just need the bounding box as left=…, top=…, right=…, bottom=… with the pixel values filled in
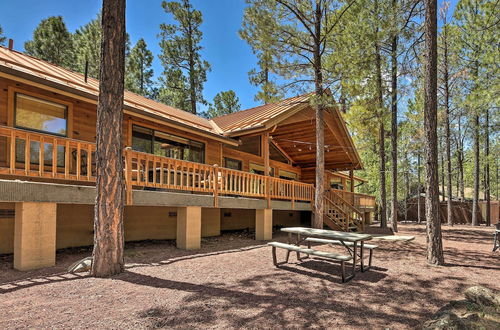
left=0, top=46, right=375, bottom=270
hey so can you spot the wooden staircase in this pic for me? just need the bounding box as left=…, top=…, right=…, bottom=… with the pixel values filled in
left=323, top=191, right=365, bottom=232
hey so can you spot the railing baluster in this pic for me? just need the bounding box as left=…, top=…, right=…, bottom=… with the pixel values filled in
left=52, top=139, right=57, bottom=178
left=76, top=143, right=81, bottom=180
left=39, top=136, right=44, bottom=176
left=87, top=144, right=92, bottom=181
left=25, top=133, right=30, bottom=175
left=65, top=140, right=70, bottom=178
left=9, top=130, right=15, bottom=174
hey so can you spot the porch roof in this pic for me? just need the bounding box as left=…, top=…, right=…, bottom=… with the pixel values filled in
left=215, top=95, right=363, bottom=171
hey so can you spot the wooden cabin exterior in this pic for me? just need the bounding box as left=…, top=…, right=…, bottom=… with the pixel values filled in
left=0, top=46, right=375, bottom=270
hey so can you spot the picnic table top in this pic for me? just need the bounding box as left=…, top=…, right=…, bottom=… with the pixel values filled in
left=281, top=227, right=372, bottom=242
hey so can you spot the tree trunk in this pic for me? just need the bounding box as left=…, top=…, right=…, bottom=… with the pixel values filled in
left=423, top=0, right=444, bottom=265
left=405, top=153, right=409, bottom=222
left=440, top=137, right=445, bottom=202
left=375, top=38, right=387, bottom=229
left=379, top=122, right=387, bottom=228
left=92, top=0, right=126, bottom=277
left=312, top=2, right=324, bottom=229
left=472, top=112, right=480, bottom=226
left=417, top=153, right=422, bottom=223
left=484, top=108, right=490, bottom=226
left=390, top=30, right=398, bottom=233
left=186, top=7, right=197, bottom=115
left=442, top=25, right=453, bottom=225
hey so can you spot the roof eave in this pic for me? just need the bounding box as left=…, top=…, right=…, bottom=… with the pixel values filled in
left=0, top=66, right=239, bottom=146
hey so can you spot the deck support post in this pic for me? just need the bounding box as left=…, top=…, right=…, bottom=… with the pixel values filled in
left=176, top=206, right=201, bottom=250
left=255, top=208, right=273, bottom=240
left=14, top=202, right=57, bottom=271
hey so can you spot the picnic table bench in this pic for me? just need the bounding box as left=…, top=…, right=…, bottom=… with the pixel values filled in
left=268, top=227, right=374, bottom=283
left=268, top=242, right=353, bottom=282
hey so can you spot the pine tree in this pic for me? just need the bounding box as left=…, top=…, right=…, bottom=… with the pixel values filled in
left=453, top=0, right=498, bottom=226
left=125, top=38, right=154, bottom=97
left=92, top=0, right=126, bottom=277
left=24, top=16, right=75, bottom=69
left=439, top=2, right=453, bottom=225
left=240, top=15, right=281, bottom=104
left=0, top=25, right=6, bottom=46
left=74, top=14, right=102, bottom=78
left=206, top=90, right=241, bottom=118
left=247, top=54, right=282, bottom=104
left=423, top=0, right=444, bottom=265
left=158, top=0, right=210, bottom=114
left=241, top=0, right=357, bottom=229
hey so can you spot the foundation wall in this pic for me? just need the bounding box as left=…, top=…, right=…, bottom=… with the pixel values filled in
left=0, top=204, right=303, bottom=254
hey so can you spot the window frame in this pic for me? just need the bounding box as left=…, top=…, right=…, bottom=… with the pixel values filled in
left=131, top=124, right=206, bottom=164
left=8, top=87, right=73, bottom=138
left=227, top=134, right=262, bottom=157
left=223, top=157, right=243, bottom=171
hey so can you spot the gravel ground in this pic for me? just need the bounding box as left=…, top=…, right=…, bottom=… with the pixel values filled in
left=0, top=223, right=498, bottom=329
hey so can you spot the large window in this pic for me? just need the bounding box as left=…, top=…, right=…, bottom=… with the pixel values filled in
left=14, top=93, right=68, bottom=166
left=279, top=169, right=298, bottom=181
left=15, top=93, right=68, bottom=136
left=249, top=163, right=274, bottom=176
left=132, top=125, right=205, bottom=163
left=227, top=135, right=261, bottom=156
left=330, top=176, right=343, bottom=190
left=270, top=142, right=290, bottom=164
left=223, top=157, right=242, bottom=171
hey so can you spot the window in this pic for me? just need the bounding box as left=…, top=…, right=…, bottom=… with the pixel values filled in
left=15, top=93, right=68, bottom=136
left=250, top=163, right=274, bottom=176
left=223, top=157, right=242, bottom=171
left=227, top=135, right=261, bottom=156
left=132, top=125, right=205, bottom=163
left=330, top=177, right=343, bottom=190
left=279, top=169, right=298, bottom=180
left=14, top=93, right=68, bottom=166
left=270, top=142, right=290, bottom=164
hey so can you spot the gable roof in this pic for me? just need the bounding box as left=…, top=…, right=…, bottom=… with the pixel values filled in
left=212, top=93, right=312, bottom=135
left=0, top=46, right=362, bottom=169
left=0, top=46, right=236, bottom=144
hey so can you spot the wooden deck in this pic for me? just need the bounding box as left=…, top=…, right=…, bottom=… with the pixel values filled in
left=0, top=125, right=375, bottom=211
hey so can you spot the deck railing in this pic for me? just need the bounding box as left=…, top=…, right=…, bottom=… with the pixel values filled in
left=330, top=188, right=376, bottom=210
left=124, top=148, right=314, bottom=206
left=0, top=126, right=96, bottom=182
left=0, top=126, right=314, bottom=207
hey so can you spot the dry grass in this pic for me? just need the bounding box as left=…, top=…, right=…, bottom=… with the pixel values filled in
left=0, top=223, right=498, bottom=329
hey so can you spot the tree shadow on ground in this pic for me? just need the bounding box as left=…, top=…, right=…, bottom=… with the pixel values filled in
left=0, top=272, right=87, bottom=294
left=0, top=230, right=274, bottom=286
left=119, top=266, right=482, bottom=329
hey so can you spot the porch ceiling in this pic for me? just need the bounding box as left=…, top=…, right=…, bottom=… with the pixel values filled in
left=270, top=107, right=362, bottom=171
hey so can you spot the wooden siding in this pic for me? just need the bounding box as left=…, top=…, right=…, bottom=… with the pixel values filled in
left=0, top=77, right=223, bottom=170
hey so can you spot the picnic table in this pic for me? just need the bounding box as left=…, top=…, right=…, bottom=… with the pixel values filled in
left=268, top=227, right=374, bottom=282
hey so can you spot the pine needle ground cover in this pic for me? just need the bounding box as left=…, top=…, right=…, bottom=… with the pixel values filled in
left=0, top=224, right=498, bottom=329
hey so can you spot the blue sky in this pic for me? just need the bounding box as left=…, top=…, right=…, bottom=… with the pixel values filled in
left=0, top=0, right=261, bottom=112
left=0, top=0, right=459, bottom=113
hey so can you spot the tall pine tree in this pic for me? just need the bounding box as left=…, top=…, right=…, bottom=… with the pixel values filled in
left=158, top=0, right=210, bottom=114
left=74, top=14, right=102, bottom=78
left=206, top=90, right=241, bottom=118
left=241, top=0, right=357, bottom=229
left=24, top=16, right=75, bottom=69
left=0, top=25, right=6, bottom=46
left=125, top=38, right=154, bottom=97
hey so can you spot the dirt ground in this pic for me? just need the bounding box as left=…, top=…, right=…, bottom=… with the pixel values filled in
left=0, top=223, right=498, bottom=329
